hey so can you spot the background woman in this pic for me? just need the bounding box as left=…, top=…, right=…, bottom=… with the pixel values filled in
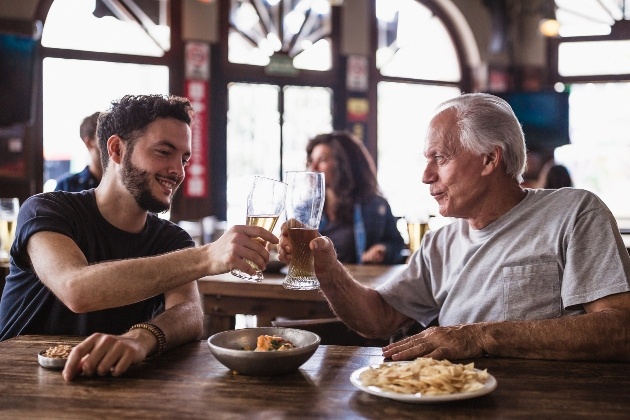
left=306, top=131, right=405, bottom=264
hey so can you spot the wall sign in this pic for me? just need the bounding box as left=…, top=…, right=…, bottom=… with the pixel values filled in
left=346, top=55, right=368, bottom=92
left=184, top=42, right=210, bottom=198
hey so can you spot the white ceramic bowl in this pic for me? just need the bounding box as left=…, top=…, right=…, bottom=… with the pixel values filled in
left=207, top=327, right=320, bottom=376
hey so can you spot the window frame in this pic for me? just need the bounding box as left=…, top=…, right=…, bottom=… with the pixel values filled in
left=548, top=21, right=630, bottom=84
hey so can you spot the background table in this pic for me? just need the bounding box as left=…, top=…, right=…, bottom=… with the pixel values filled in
left=1, top=335, right=629, bottom=419
left=197, top=264, right=406, bottom=336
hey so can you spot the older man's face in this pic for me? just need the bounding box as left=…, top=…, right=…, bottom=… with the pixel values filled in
left=422, top=109, right=489, bottom=220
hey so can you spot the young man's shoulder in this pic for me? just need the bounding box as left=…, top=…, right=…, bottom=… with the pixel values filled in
left=24, top=189, right=92, bottom=207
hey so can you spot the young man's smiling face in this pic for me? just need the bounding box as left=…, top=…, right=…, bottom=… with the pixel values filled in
left=120, top=117, right=192, bottom=213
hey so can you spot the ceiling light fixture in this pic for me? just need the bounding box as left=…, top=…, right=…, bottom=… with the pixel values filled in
left=540, top=18, right=560, bottom=37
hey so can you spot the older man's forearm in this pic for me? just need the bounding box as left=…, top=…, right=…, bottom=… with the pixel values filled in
left=318, top=264, right=403, bottom=339
left=479, top=311, right=630, bottom=362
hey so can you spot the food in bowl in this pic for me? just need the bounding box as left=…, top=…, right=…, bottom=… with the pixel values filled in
left=42, top=344, right=73, bottom=359
left=254, top=335, right=296, bottom=351
left=207, top=327, right=320, bottom=376
left=38, top=344, right=74, bottom=370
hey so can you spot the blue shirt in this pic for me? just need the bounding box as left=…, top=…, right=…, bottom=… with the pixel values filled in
left=54, top=166, right=99, bottom=192
left=319, top=195, right=405, bottom=264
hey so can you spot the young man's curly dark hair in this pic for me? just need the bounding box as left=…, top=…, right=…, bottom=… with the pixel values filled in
left=96, top=94, right=194, bottom=172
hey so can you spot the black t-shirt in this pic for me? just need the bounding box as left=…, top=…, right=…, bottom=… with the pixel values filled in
left=0, top=190, right=194, bottom=340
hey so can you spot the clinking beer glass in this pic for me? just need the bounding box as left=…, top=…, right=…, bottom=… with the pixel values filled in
left=231, top=175, right=287, bottom=282
left=282, top=171, right=325, bottom=290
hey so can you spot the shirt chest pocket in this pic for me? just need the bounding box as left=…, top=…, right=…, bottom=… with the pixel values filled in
left=502, top=262, right=561, bottom=321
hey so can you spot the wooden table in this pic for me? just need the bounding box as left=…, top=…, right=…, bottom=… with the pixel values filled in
left=197, top=264, right=406, bottom=336
left=1, top=335, right=629, bottom=419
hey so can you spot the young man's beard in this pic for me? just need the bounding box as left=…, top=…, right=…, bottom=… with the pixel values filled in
left=120, top=152, right=178, bottom=214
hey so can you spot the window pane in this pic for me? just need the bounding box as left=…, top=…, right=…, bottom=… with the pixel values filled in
left=376, top=0, right=460, bottom=82
left=293, top=38, right=332, bottom=71
left=282, top=86, right=333, bottom=173
left=228, top=0, right=332, bottom=71
left=554, top=83, right=630, bottom=222
left=558, top=40, right=630, bottom=76
left=377, top=82, right=460, bottom=218
left=555, top=0, right=618, bottom=37
left=42, top=0, right=169, bottom=56
left=43, top=58, right=169, bottom=189
left=228, top=30, right=271, bottom=66
left=226, top=83, right=281, bottom=226
left=226, top=84, right=332, bottom=226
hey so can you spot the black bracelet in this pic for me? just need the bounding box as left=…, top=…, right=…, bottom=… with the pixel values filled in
left=129, top=322, right=167, bottom=356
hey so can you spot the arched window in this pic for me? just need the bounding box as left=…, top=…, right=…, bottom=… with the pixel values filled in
left=374, top=0, right=473, bottom=221
left=228, top=0, right=333, bottom=70
left=42, top=0, right=171, bottom=56
left=40, top=0, right=175, bottom=191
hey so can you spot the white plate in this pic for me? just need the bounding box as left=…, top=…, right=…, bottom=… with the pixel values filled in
left=350, top=363, right=497, bottom=404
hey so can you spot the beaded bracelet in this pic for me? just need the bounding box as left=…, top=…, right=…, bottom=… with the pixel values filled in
left=129, top=322, right=167, bottom=356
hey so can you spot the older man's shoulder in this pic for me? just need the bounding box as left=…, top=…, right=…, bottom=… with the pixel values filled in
left=529, top=187, right=606, bottom=210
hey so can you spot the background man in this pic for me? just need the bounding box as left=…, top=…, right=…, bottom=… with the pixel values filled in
left=55, top=111, right=103, bottom=192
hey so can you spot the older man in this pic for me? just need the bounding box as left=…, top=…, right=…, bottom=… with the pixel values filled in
left=0, top=95, right=277, bottom=381
left=279, top=93, right=630, bottom=362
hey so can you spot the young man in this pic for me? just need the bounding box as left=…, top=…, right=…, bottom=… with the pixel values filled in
left=279, top=93, right=630, bottom=362
left=54, top=111, right=103, bottom=192
left=0, top=94, right=277, bottom=381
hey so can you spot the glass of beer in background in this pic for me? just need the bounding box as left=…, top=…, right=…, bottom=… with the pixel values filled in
left=406, top=220, right=429, bottom=255
left=283, top=171, right=325, bottom=290
left=231, top=176, right=287, bottom=282
left=0, top=198, right=19, bottom=260
left=405, top=207, right=431, bottom=255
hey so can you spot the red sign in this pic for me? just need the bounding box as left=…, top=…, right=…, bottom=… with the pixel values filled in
left=184, top=79, right=209, bottom=198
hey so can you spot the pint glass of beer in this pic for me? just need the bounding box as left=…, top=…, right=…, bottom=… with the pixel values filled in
left=406, top=220, right=429, bottom=254
left=282, top=171, right=325, bottom=290
left=231, top=176, right=287, bottom=282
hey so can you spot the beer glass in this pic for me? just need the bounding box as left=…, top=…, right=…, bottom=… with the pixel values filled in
left=0, top=198, right=19, bottom=259
left=231, top=176, right=287, bottom=282
left=406, top=220, right=429, bottom=254
left=405, top=208, right=430, bottom=255
left=282, top=171, right=325, bottom=290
